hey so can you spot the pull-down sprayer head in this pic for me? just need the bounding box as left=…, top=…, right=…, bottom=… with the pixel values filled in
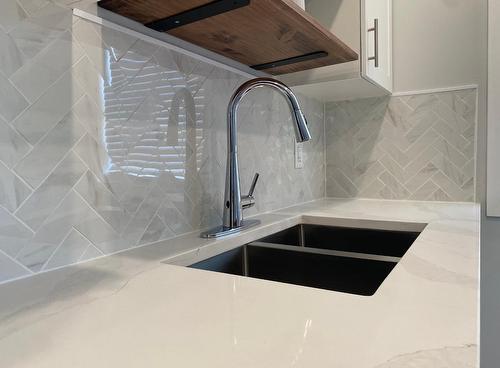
left=228, top=77, right=312, bottom=143
left=292, top=108, right=311, bottom=143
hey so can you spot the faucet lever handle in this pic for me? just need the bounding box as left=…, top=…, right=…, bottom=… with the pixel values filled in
left=248, top=173, right=259, bottom=197
left=242, top=173, right=259, bottom=210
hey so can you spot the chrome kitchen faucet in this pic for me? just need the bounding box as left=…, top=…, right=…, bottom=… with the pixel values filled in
left=201, top=78, right=312, bottom=238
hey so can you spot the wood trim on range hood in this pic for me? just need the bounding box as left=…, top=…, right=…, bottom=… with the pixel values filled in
left=97, top=0, right=358, bottom=75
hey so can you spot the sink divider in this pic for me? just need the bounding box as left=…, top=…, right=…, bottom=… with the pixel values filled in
left=247, top=241, right=401, bottom=264
left=242, top=246, right=249, bottom=276
left=298, top=224, right=306, bottom=247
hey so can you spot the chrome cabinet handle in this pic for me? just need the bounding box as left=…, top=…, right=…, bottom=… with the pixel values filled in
left=367, top=18, right=379, bottom=68
left=242, top=173, right=259, bottom=209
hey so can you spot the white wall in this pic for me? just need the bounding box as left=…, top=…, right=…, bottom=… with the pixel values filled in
left=394, top=1, right=491, bottom=367
left=393, top=0, right=484, bottom=93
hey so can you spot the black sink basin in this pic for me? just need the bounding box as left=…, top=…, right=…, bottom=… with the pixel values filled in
left=257, top=224, right=420, bottom=257
left=189, top=224, right=422, bottom=296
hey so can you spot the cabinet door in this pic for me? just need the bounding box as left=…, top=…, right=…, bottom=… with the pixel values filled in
left=362, top=0, right=392, bottom=92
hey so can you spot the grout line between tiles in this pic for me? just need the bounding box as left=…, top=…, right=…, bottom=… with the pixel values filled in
left=13, top=132, right=88, bottom=223
left=13, top=112, right=88, bottom=193
left=77, top=244, right=104, bottom=263
left=0, top=248, right=34, bottom=275
left=40, top=228, right=75, bottom=272
left=17, top=169, right=88, bottom=240
left=12, top=74, right=86, bottom=150
left=72, top=187, right=123, bottom=241
left=134, top=194, right=169, bottom=247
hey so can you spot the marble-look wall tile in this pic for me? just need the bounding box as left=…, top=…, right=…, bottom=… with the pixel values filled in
left=42, top=229, right=92, bottom=270
left=0, top=1, right=27, bottom=33
left=9, top=2, right=72, bottom=59
left=0, top=73, right=29, bottom=123
left=0, top=117, right=30, bottom=169
left=17, top=0, right=51, bottom=15
left=0, top=30, right=24, bottom=77
left=74, top=171, right=132, bottom=233
left=9, top=31, right=84, bottom=103
left=0, top=206, right=33, bottom=258
left=0, top=251, right=30, bottom=281
left=325, top=90, right=477, bottom=202
left=12, top=71, right=84, bottom=144
left=0, top=0, right=325, bottom=283
left=0, top=161, right=31, bottom=212
left=15, top=152, right=87, bottom=231
left=14, top=113, right=86, bottom=187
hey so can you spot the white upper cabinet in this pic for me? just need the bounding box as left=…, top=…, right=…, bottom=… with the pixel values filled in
left=280, top=0, right=393, bottom=102
left=362, top=0, right=392, bottom=91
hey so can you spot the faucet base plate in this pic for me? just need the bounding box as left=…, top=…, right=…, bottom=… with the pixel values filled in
left=200, top=219, right=261, bottom=239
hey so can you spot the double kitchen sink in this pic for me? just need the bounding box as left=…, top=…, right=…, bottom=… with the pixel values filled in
left=190, top=223, right=422, bottom=296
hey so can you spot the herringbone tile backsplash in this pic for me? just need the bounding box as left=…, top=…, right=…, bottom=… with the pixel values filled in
left=0, top=0, right=325, bottom=283
left=325, top=90, right=476, bottom=202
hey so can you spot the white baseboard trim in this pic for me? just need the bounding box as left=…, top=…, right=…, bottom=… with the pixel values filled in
left=392, top=84, right=478, bottom=97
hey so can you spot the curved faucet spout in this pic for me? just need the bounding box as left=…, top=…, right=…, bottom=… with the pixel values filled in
left=201, top=78, right=312, bottom=238
left=228, top=78, right=312, bottom=143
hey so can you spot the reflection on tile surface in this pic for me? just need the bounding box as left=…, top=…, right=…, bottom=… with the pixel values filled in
left=0, top=0, right=325, bottom=282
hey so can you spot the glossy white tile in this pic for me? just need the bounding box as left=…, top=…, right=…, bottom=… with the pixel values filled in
left=0, top=206, right=33, bottom=258
left=10, top=31, right=84, bottom=103
left=0, top=73, right=29, bottom=123
left=14, top=113, right=86, bottom=188
left=0, top=250, right=30, bottom=283
left=16, top=0, right=51, bottom=15
left=0, top=161, right=31, bottom=213
left=0, top=30, right=24, bottom=77
left=43, top=229, right=91, bottom=270
left=9, top=2, right=71, bottom=60
left=0, top=116, right=31, bottom=169
left=0, top=0, right=27, bottom=33
left=75, top=171, right=132, bottom=233
left=78, top=243, right=102, bottom=261
left=15, top=152, right=87, bottom=231
left=13, top=71, right=84, bottom=144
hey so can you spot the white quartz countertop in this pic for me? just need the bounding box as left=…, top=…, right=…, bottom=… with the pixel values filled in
left=0, top=199, right=479, bottom=368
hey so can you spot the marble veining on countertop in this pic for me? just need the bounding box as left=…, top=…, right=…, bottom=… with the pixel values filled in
left=0, top=198, right=479, bottom=368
